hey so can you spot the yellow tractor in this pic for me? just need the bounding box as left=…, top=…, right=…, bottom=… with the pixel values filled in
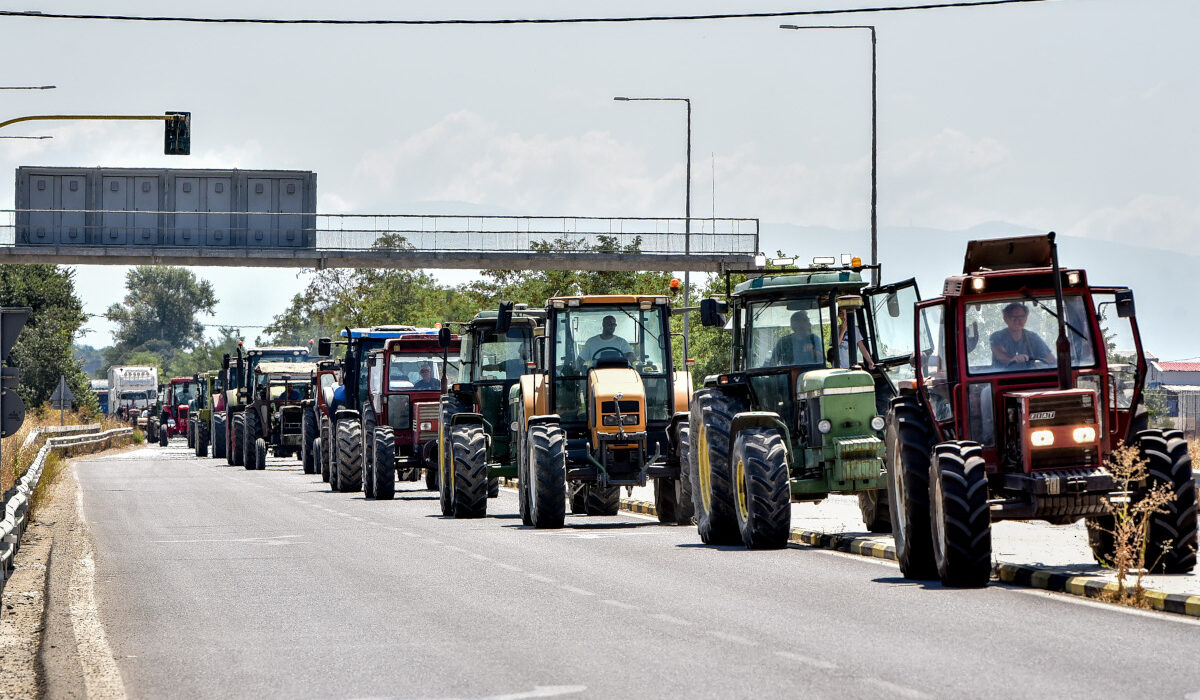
left=508, top=295, right=692, bottom=528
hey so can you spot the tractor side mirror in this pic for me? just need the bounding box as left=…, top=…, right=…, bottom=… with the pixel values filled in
left=1115, top=289, right=1135, bottom=318
left=699, top=298, right=728, bottom=328
left=317, top=337, right=332, bottom=357
left=886, top=291, right=901, bottom=318
left=222, top=354, right=230, bottom=370
left=438, top=327, right=453, bottom=349
left=496, top=301, right=514, bottom=333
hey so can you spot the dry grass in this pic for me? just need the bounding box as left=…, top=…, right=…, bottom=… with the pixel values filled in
left=1096, top=443, right=1176, bottom=608
left=1189, top=439, right=1199, bottom=467
left=1, top=411, right=125, bottom=492
left=27, top=451, right=66, bottom=521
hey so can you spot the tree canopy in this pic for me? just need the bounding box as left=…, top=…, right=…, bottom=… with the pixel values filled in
left=104, top=266, right=218, bottom=372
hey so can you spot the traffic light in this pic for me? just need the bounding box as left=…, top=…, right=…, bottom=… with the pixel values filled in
left=164, top=111, right=191, bottom=155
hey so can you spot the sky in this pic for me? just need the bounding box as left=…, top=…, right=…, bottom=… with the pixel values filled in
left=0, top=0, right=1196, bottom=357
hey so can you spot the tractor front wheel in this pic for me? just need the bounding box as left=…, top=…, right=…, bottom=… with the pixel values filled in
left=731, top=427, right=791, bottom=549
left=929, top=441, right=991, bottom=587
left=450, top=424, right=488, bottom=518
left=689, top=389, right=744, bottom=545
left=244, top=411, right=263, bottom=470
left=528, top=423, right=566, bottom=529
left=886, top=395, right=937, bottom=580
left=335, top=419, right=363, bottom=493
left=373, top=426, right=396, bottom=500
left=313, top=437, right=325, bottom=483
left=212, top=414, right=226, bottom=460
left=254, top=438, right=267, bottom=471
left=301, top=407, right=318, bottom=475
left=857, top=489, right=892, bottom=534
left=658, top=423, right=695, bottom=526
left=159, top=423, right=168, bottom=447
left=585, top=484, right=620, bottom=516
left=231, top=414, right=245, bottom=467
left=1142, top=429, right=1197, bottom=573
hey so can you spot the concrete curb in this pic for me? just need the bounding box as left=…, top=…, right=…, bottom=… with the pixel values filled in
left=618, top=496, right=1200, bottom=619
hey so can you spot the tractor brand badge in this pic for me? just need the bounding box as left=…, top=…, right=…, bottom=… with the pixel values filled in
left=1081, top=394, right=1093, bottom=407
left=1030, top=411, right=1056, bottom=421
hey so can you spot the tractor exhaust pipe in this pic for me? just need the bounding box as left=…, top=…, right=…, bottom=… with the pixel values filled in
left=1048, top=232, right=1071, bottom=391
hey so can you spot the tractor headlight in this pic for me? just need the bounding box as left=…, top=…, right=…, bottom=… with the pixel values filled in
left=817, top=419, right=832, bottom=434
left=1030, top=429, right=1054, bottom=447
left=1072, top=426, right=1096, bottom=443
left=870, top=416, right=886, bottom=431
left=419, top=421, right=433, bottom=432
left=602, top=415, right=638, bottom=426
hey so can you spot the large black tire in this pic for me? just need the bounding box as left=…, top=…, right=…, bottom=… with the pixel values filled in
left=254, top=438, right=267, bottom=471
left=301, top=407, right=318, bottom=475
left=372, top=426, right=396, bottom=500
left=244, top=410, right=264, bottom=471
left=425, top=463, right=438, bottom=491
left=195, top=421, right=209, bottom=457
left=528, top=423, right=566, bottom=529
left=857, top=489, right=892, bottom=533
left=450, top=423, right=488, bottom=518
left=731, top=427, right=792, bottom=549
left=335, top=418, right=363, bottom=493
left=187, top=419, right=195, bottom=449
left=1126, top=403, right=1149, bottom=443
left=146, top=418, right=157, bottom=444
left=688, top=388, right=744, bottom=545
left=320, top=417, right=332, bottom=483
left=439, top=397, right=469, bottom=516
left=159, top=423, right=168, bottom=447
left=929, top=441, right=992, bottom=587
left=1141, top=429, right=1197, bottom=574
left=313, top=437, right=325, bottom=482
left=657, top=423, right=695, bottom=526
left=569, top=484, right=587, bottom=515
left=231, top=414, right=245, bottom=467
left=212, top=414, right=226, bottom=459
left=885, top=395, right=938, bottom=579
left=362, top=405, right=378, bottom=494
left=585, top=484, right=620, bottom=516
left=488, top=477, right=499, bottom=498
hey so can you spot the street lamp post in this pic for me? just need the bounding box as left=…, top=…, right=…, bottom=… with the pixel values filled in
left=780, top=24, right=878, bottom=285
left=614, top=95, right=693, bottom=364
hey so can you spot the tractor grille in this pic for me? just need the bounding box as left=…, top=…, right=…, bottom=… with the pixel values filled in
left=1026, top=392, right=1097, bottom=428
left=415, top=402, right=439, bottom=442
left=1004, top=390, right=1099, bottom=472
left=280, top=406, right=302, bottom=435
left=600, top=400, right=639, bottom=414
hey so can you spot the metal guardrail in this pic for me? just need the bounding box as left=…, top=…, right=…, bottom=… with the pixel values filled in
left=0, top=427, right=132, bottom=609
left=19, top=423, right=102, bottom=451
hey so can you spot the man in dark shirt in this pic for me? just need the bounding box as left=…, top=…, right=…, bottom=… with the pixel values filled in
left=990, top=302, right=1055, bottom=369
left=412, top=364, right=440, bottom=390
left=771, top=312, right=823, bottom=366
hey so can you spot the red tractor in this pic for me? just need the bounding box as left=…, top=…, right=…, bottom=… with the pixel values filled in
left=363, top=333, right=461, bottom=499
left=888, top=233, right=1196, bottom=587
left=302, top=359, right=341, bottom=479
left=158, top=377, right=199, bottom=445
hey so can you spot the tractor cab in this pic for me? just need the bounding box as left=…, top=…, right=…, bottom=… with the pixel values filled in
left=163, top=377, right=199, bottom=439
left=253, top=362, right=318, bottom=460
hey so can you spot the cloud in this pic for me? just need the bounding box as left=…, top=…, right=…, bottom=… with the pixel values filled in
left=1071, top=194, right=1200, bottom=251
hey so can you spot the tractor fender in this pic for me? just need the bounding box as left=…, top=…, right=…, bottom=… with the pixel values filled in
left=728, top=411, right=793, bottom=463
left=672, top=371, right=693, bottom=414
left=518, top=373, right=549, bottom=423
left=334, top=408, right=361, bottom=422
left=528, top=413, right=561, bottom=427
left=450, top=411, right=486, bottom=427
left=668, top=411, right=690, bottom=448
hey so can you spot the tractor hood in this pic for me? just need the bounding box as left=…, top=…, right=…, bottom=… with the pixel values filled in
left=798, top=368, right=875, bottom=397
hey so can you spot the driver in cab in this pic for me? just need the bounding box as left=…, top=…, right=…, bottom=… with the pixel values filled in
left=991, top=302, right=1054, bottom=369
left=580, top=315, right=634, bottom=368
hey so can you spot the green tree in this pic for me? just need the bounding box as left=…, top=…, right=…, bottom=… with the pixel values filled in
left=0, top=265, right=98, bottom=413
left=104, top=266, right=217, bottom=369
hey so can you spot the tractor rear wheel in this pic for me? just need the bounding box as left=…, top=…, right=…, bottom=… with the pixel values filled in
left=146, top=418, right=157, bottom=444
left=195, top=421, right=209, bottom=457
left=930, top=441, right=991, bottom=587
left=528, top=423, right=566, bottom=529
left=230, top=415, right=244, bottom=466
left=488, top=477, right=499, bottom=498
left=372, top=426, right=396, bottom=500
left=254, top=438, right=267, bottom=471
left=1142, top=429, right=1197, bottom=573
left=886, top=395, right=938, bottom=580
left=731, top=427, right=791, bottom=549
left=857, top=489, right=892, bottom=533
left=1085, top=515, right=1116, bottom=567
left=159, top=423, right=168, bottom=447
left=450, top=424, right=488, bottom=518
left=569, top=484, right=587, bottom=514
left=187, top=420, right=195, bottom=449
left=313, top=437, right=325, bottom=482
left=585, top=484, right=620, bottom=516
left=301, top=407, right=318, bottom=475
left=425, top=464, right=438, bottom=491
left=362, top=405, right=378, bottom=494
left=320, top=418, right=332, bottom=483
left=654, top=479, right=678, bottom=524
left=438, top=432, right=456, bottom=516
left=659, top=423, right=695, bottom=526
left=689, top=388, right=744, bottom=545
left=212, top=414, right=226, bottom=460
left=244, top=410, right=263, bottom=470
left=335, top=419, right=363, bottom=493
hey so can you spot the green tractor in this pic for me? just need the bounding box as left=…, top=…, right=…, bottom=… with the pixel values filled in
left=691, top=258, right=919, bottom=548
left=188, top=371, right=218, bottom=457
left=438, top=305, right=544, bottom=518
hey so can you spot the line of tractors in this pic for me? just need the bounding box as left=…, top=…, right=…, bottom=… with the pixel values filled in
left=153, top=233, right=1195, bottom=588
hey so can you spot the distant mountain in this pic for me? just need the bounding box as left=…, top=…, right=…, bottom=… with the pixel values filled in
left=756, top=222, right=1196, bottom=362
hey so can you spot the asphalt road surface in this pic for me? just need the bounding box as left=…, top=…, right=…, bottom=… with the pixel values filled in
left=72, top=443, right=1200, bottom=699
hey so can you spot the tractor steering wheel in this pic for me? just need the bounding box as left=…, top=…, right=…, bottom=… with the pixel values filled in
left=591, top=347, right=628, bottom=364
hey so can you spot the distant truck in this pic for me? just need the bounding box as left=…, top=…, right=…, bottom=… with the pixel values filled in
left=90, top=379, right=109, bottom=415
left=108, top=365, right=158, bottom=422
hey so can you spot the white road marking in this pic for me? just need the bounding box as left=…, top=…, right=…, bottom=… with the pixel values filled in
left=400, top=532, right=419, bottom=538
left=70, top=473, right=128, bottom=699
left=478, top=685, right=588, bottom=700
left=559, top=585, right=595, bottom=596
left=704, top=630, right=756, bottom=646
left=652, top=613, right=694, bottom=626
left=774, top=651, right=836, bottom=670
left=153, top=535, right=300, bottom=544
left=526, top=573, right=556, bottom=584
left=860, top=678, right=931, bottom=699
left=444, top=545, right=469, bottom=553
left=1003, top=586, right=1200, bottom=626
left=494, top=562, right=523, bottom=573
left=469, top=553, right=491, bottom=562
left=601, top=599, right=639, bottom=611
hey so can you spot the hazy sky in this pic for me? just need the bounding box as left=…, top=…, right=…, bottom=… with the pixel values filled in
left=0, top=1, right=1195, bottom=354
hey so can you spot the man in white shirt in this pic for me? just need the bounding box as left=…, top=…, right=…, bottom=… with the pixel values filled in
left=580, top=315, right=633, bottom=367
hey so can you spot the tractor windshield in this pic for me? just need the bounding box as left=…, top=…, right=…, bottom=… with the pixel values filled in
left=389, top=354, right=458, bottom=390
left=268, top=382, right=310, bottom=401
left=744, top=298, right=834, bottom=370
left=964, top=294, right=1097, bottom=375
left=172, top=383, right=197, bottom=406
left=554, top=305, right=667, bottom=378
left=479, top=328, right=533, bottom=381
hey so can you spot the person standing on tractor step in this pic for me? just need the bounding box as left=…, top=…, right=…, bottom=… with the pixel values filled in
left=990, top=302, right=1055, bottom=369
left=771, top=311, right=822, bottom=366
left=837, top=308, right=875, bottom=370
left=581, top=315, right=634, bottom=366
left=412, top=364, right=440, bottom=390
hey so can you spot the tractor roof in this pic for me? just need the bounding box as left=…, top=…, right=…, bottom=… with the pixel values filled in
left=470, top=308, right=544, bottom=325
left=246, top=346, right=310, bottom=356
left=963, top=233, right=1053, bottom=273
left=546, top=294, right=672, bottom=306
left=168, top=376, right=196, bottom=383
left=733, top=269, right=865, bottom=297
left=341, top=325, right=424, bottom=339
left=255, top=362, right=318, bottom=376
left=384, top=334, right=459, bottom=352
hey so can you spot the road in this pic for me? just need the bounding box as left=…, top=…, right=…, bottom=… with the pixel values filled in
left=69, top=443, right=1200, bottom=699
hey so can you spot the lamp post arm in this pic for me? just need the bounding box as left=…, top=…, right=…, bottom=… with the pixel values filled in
left=0, top=114, right=174, bottom=132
